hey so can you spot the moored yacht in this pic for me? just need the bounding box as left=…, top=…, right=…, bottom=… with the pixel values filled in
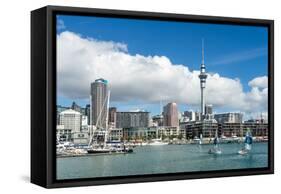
left=148, top=138, right=168, bottom=146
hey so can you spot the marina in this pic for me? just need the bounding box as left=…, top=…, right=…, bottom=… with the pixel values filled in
left=57, top=142, right=268, bottom=180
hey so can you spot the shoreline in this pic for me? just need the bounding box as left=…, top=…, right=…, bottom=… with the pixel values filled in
left=57, top=141, right=268, bottom=158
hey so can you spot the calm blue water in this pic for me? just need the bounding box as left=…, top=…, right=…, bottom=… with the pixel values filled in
left=57, top=142, right=268, bottom=180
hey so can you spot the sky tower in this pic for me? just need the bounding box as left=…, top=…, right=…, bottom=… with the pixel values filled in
left=198, top=39, right=208, bottom=119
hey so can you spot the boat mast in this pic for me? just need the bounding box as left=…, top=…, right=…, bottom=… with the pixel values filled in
left=88, top=89, right=109, bottom=147
left=88, top=95, right=93, bottom=146
left=104, top=90, right=110, bottom=145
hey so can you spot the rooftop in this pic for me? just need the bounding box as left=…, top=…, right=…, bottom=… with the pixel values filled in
left=59, top=109, right=81, bottom=115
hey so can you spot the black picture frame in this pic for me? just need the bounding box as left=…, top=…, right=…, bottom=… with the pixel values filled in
left=31, top=5, right=274, bottom=188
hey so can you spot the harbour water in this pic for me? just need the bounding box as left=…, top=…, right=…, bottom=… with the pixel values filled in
left=57, top=142, right=268, bottom=180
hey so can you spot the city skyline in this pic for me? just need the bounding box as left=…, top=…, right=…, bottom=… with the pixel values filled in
left=57, top=15, right=268, bottom=119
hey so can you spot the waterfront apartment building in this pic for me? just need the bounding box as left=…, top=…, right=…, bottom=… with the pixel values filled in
left=91, top=78, right=109, bottom=128
left=163, top=102, right=179, bottom=127
left=243, top=120, right=268, bottom=137
left=218, top=122, right=243, bottom=137
left=122, top=127, right=148, bottom=140
left=122, top=126, right=184, bottom=141
left=59, top=109, right=81, bottom=133
left=219, top=122, right=268, bottom=137
left=108, top=128, right=123, bottom=141
left=116, top=111, right=150, bottom=128
left=181, top=119, right=218, bottom=139
left=214, top=113, right=243, bottom=123
left=182, top=120, right=268, bottom=139
left=157, top=126, right=180, bottom=138
left=201, top=119, right=218, bottom=137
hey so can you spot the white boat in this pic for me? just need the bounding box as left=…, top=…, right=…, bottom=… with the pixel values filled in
left=148, top=139, right=168, bottom=146
left=208, top=130, right=222, bottom=155
left=199, top=134, right=203, bottom=145
left=193, top=136, right=201, bottom=144
left=238, top=130, right=253, bottom=155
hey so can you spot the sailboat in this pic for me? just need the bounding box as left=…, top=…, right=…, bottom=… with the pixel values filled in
left=208, top=130, right=222, bottom=155
left=87, top=90, right=133, bottom=154
left=238, top=130, right=253, bottom=155
left=199, top=133, right=203, bottom=145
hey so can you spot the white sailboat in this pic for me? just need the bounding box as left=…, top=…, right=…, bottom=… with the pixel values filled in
left=87, top=89, right=133, bottom=154
left=208, top=130, right=222, bottom=155
left=238, top=130, right=253, bottom=155
left=199, top=133, right=203, bottom=145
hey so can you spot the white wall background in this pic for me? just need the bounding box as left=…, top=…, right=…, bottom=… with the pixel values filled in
left=0, top=0, right=279, bottom=193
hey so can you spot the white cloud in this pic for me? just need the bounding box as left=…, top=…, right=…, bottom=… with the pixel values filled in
left=248, top=75, right=268, bottom=88
left=57, top=31, right=268, bottom=113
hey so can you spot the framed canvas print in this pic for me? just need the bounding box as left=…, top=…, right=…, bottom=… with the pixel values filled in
left=31, top=5, right=274, bottom=188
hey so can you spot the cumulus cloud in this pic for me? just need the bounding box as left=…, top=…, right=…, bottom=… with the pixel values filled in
left=248, top=76, right=268, bottom=88
left=57, top=31, right=268, bottom=113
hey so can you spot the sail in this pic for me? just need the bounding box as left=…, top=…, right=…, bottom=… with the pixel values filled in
left=244, top=131, right=252, bottom=151
left=245, top=135, right=253, bottom=145
left=214, top=137, right=218, bottom=145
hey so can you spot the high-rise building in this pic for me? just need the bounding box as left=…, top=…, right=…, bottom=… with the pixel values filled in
left=205, top=104, right=213, bottom=115
left=85, top=104, right=91, bottom=125
left=198, top=40, right=208, bottom=119
left=184, top=111, right=195, bottom=121
left=71, top=101, right=82, bottom=113
left=204, top=104, right=213, bottom=120
left=90, top=78, right=109, bottom=129
left=195, top=111, right=201, bottom=121
left=108, top=107, right=117, bottom=127
left=59, top=109, right=81, bottom=133
left=116, top=111, right=150, bottom=128
left=163, top=102, right=179, bottom=127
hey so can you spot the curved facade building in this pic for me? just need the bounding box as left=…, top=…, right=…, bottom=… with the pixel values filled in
left=90, top=78, right=109, bottom=129
left=163, top=102, right=179, bottom=127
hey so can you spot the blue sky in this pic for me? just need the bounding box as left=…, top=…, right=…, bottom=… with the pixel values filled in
left=56, top=14, right=268, bottom=117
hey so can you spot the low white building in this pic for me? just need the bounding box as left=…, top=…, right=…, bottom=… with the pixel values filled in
left=59, top=109, right=81, bottom=133
left=108, top=128, right=123, bottom=141
left=56, top=125, right=72, bottom=142
left=156, top=126, right=179, bottom=139
left=72, top=132, right=89, bottom=145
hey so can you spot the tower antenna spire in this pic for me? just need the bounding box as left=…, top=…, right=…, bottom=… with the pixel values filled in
left=202, top=38, right=204, bottom=64
left=199, top=38, right=207, bottom=120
